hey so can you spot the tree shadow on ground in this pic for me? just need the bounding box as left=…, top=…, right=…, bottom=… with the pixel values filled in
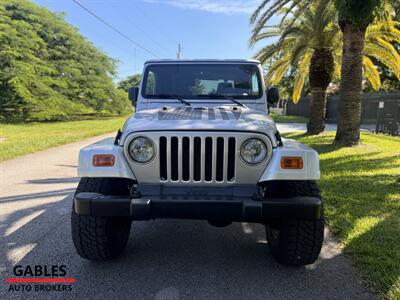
left=344, top=212, right=400, bottom=298
left=288, top=132, right=400, bottom=297
left=2, top=216, right=374, bottom=299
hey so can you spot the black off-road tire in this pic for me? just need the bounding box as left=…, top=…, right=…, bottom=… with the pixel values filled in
left=71, top=177, right=133, bottom=261
left=264, top=181, right=324, bottom=266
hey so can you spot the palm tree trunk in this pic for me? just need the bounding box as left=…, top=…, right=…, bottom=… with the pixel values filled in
left=307, top=88, right=328, bottom=134
left=335, top=23, right=366, bottom=145
left=307, top=48, right=333, bottom=135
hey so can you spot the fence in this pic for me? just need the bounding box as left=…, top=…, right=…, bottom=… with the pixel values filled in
left=286, top=92, right=400, bottom=127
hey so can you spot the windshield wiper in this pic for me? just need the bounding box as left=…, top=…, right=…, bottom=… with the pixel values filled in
left=153, top=94, right=191, bottom=106
left=198, top=94, right=245, bottom=107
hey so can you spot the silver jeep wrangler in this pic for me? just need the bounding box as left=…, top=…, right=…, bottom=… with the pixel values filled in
left=71, top=59, right=324, bottom=265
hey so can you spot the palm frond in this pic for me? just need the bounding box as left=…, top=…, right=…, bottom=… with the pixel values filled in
left=251, top=0, right=292, bottom=38
left=271, top=59, right=291, bottom=84
left=250, top=0, right=270, bottom=24
left=364, top=43, right=400, bottom=79
left=375, top=37, right=400, bottom=63
left=289, top=42, right=308, bottom=65
left=250, top=0, right=316, bottom=39
left=332, top=50, right=342, bottom=80
left=292, top=51, right=312, bottom=103
left=264, top=54, right=291, bottom=84
left=278, top=26, right=304, bottom=43
left=249, top=28, right=281, bottom=47
left=366, top=22, right=400, bottom=44
left=253, top=43, right=282, bottom=64
left=363, top=56, right=381, bottom=90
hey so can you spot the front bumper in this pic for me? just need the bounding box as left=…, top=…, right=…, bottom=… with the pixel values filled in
left=73, top=192, right=322, bottom=222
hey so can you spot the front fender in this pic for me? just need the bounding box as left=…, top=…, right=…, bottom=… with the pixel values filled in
left=78, top=138, right=136, bottom=180
left=259, top=138, right=320, bottom=182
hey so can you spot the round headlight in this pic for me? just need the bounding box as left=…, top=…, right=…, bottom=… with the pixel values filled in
left=128, top=136, right=155, bottom=163
left=240, top=138, right=267, bottom=164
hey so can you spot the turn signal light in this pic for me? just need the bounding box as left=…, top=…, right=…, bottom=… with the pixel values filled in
left=281, top=157, right=303, bottom=169
left=93, top=154, right=115, bottom=167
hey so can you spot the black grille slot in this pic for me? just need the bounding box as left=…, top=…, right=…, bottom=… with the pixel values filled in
left=171, top=137, right=179, bottom=181
left=159, top=137, right=167, bottom=181
left=182, top=137, right=190, bottom=181
left=216, top=137, right=224, bottom=181
left=193, top=137, right=201, bottom=181
left=205, top=137, right=213, bottom=181
left=227, top=137, right=236, bottom=181
left=159, top=135, right=236, bottom=182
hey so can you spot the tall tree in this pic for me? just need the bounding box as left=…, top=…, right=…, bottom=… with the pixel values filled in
left=251, top=0, right=338, bottom=134
left=334, top=0, right=381, bottom=145
left=250, top=0, right=400, bottom=135
left=117, top=74, right=141, bottom=92
left=0, top=0, right=130, bottom=122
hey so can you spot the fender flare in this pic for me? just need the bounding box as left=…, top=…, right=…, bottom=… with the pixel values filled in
left=259, top=138, right=320, bottom=182
left=77, top=138, right=136, bottom=180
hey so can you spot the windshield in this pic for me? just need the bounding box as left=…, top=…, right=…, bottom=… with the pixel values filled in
left=142, top=63, right=262, bottom=99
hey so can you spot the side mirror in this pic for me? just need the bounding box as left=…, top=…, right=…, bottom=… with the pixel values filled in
left=267, top=87, right=280, bottom=105
left=128, top=86, right=139, bottom=106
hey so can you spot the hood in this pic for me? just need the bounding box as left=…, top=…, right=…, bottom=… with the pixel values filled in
left=120, top=106, right=277, bottom=144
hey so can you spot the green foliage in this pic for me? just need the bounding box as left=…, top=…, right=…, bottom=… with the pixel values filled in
left=249, top=0, right=314, bottom=40
left=269, top=112, right=309, bottom=123
left=117, top=74, right=141, bottom=92
left=379, top=65, right=400, bottom=91
left=0, top=116, right=128, bottom=161
left=285, top=132, right=400, bottom=299
left=335, top=0, right=381, bottom=28
left=250, top=0, right=400, bottom=101
left=0, top=0, right=131, bottom=122
left=376, top=3, right=400, bottom=92
left=251, top=0, right=340, bottom=102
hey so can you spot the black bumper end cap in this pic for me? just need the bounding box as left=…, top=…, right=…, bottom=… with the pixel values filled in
left=74, top=192, right=131, bottom=216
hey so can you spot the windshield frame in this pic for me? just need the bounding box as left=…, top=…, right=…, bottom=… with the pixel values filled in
left=141, top=63, right=263, bottom=100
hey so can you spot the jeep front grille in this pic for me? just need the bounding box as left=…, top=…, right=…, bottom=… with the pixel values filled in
left=159, top=136, right=236, bottom=183
left=124, top=131, right=273, bottom=185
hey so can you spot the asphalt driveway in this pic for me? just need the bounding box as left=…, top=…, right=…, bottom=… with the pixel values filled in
left=0, top=133, right=374, bottom=299
left=276, top=123, right=375, bottom=133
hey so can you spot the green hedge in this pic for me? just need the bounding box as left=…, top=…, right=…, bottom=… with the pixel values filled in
left=0, top=0, right=131, bottom=122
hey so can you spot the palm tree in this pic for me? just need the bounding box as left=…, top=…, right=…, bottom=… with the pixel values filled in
left=251, top=0, right=338, bottom=134
left=335, top=0, right=398, bottom=145
left=250, top=0, right=400, bottom=135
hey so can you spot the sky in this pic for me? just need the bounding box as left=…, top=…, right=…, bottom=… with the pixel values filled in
left=33, top=0, right=268, bottom=81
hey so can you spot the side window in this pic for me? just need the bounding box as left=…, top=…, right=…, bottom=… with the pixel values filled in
left=251, top=73, right=259, bottom=96
left=146, top=71, right=156, bottom=95
left=193, top=79, right=235, bottom=95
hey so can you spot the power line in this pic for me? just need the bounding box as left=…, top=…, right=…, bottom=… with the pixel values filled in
left=131, top=1, right=178, bottom=49
left=108, top=3, right=174, bottom=58
left=72, top=0, right=160, bottom=58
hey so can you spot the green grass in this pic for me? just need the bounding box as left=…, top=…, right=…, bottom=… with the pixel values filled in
left=284, top=132, right=400, bottom=299
left=270, top=112, right=309, bottom=123
left=1, top=116, right=399, bottom=298
left=0, top=116, right=128, bottom=161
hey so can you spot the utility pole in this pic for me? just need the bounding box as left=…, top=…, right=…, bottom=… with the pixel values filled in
left=177, top=43, right=181, bottom=59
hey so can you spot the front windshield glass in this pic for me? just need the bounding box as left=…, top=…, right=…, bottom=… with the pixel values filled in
left=142, top=63, right=262, bottom=99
